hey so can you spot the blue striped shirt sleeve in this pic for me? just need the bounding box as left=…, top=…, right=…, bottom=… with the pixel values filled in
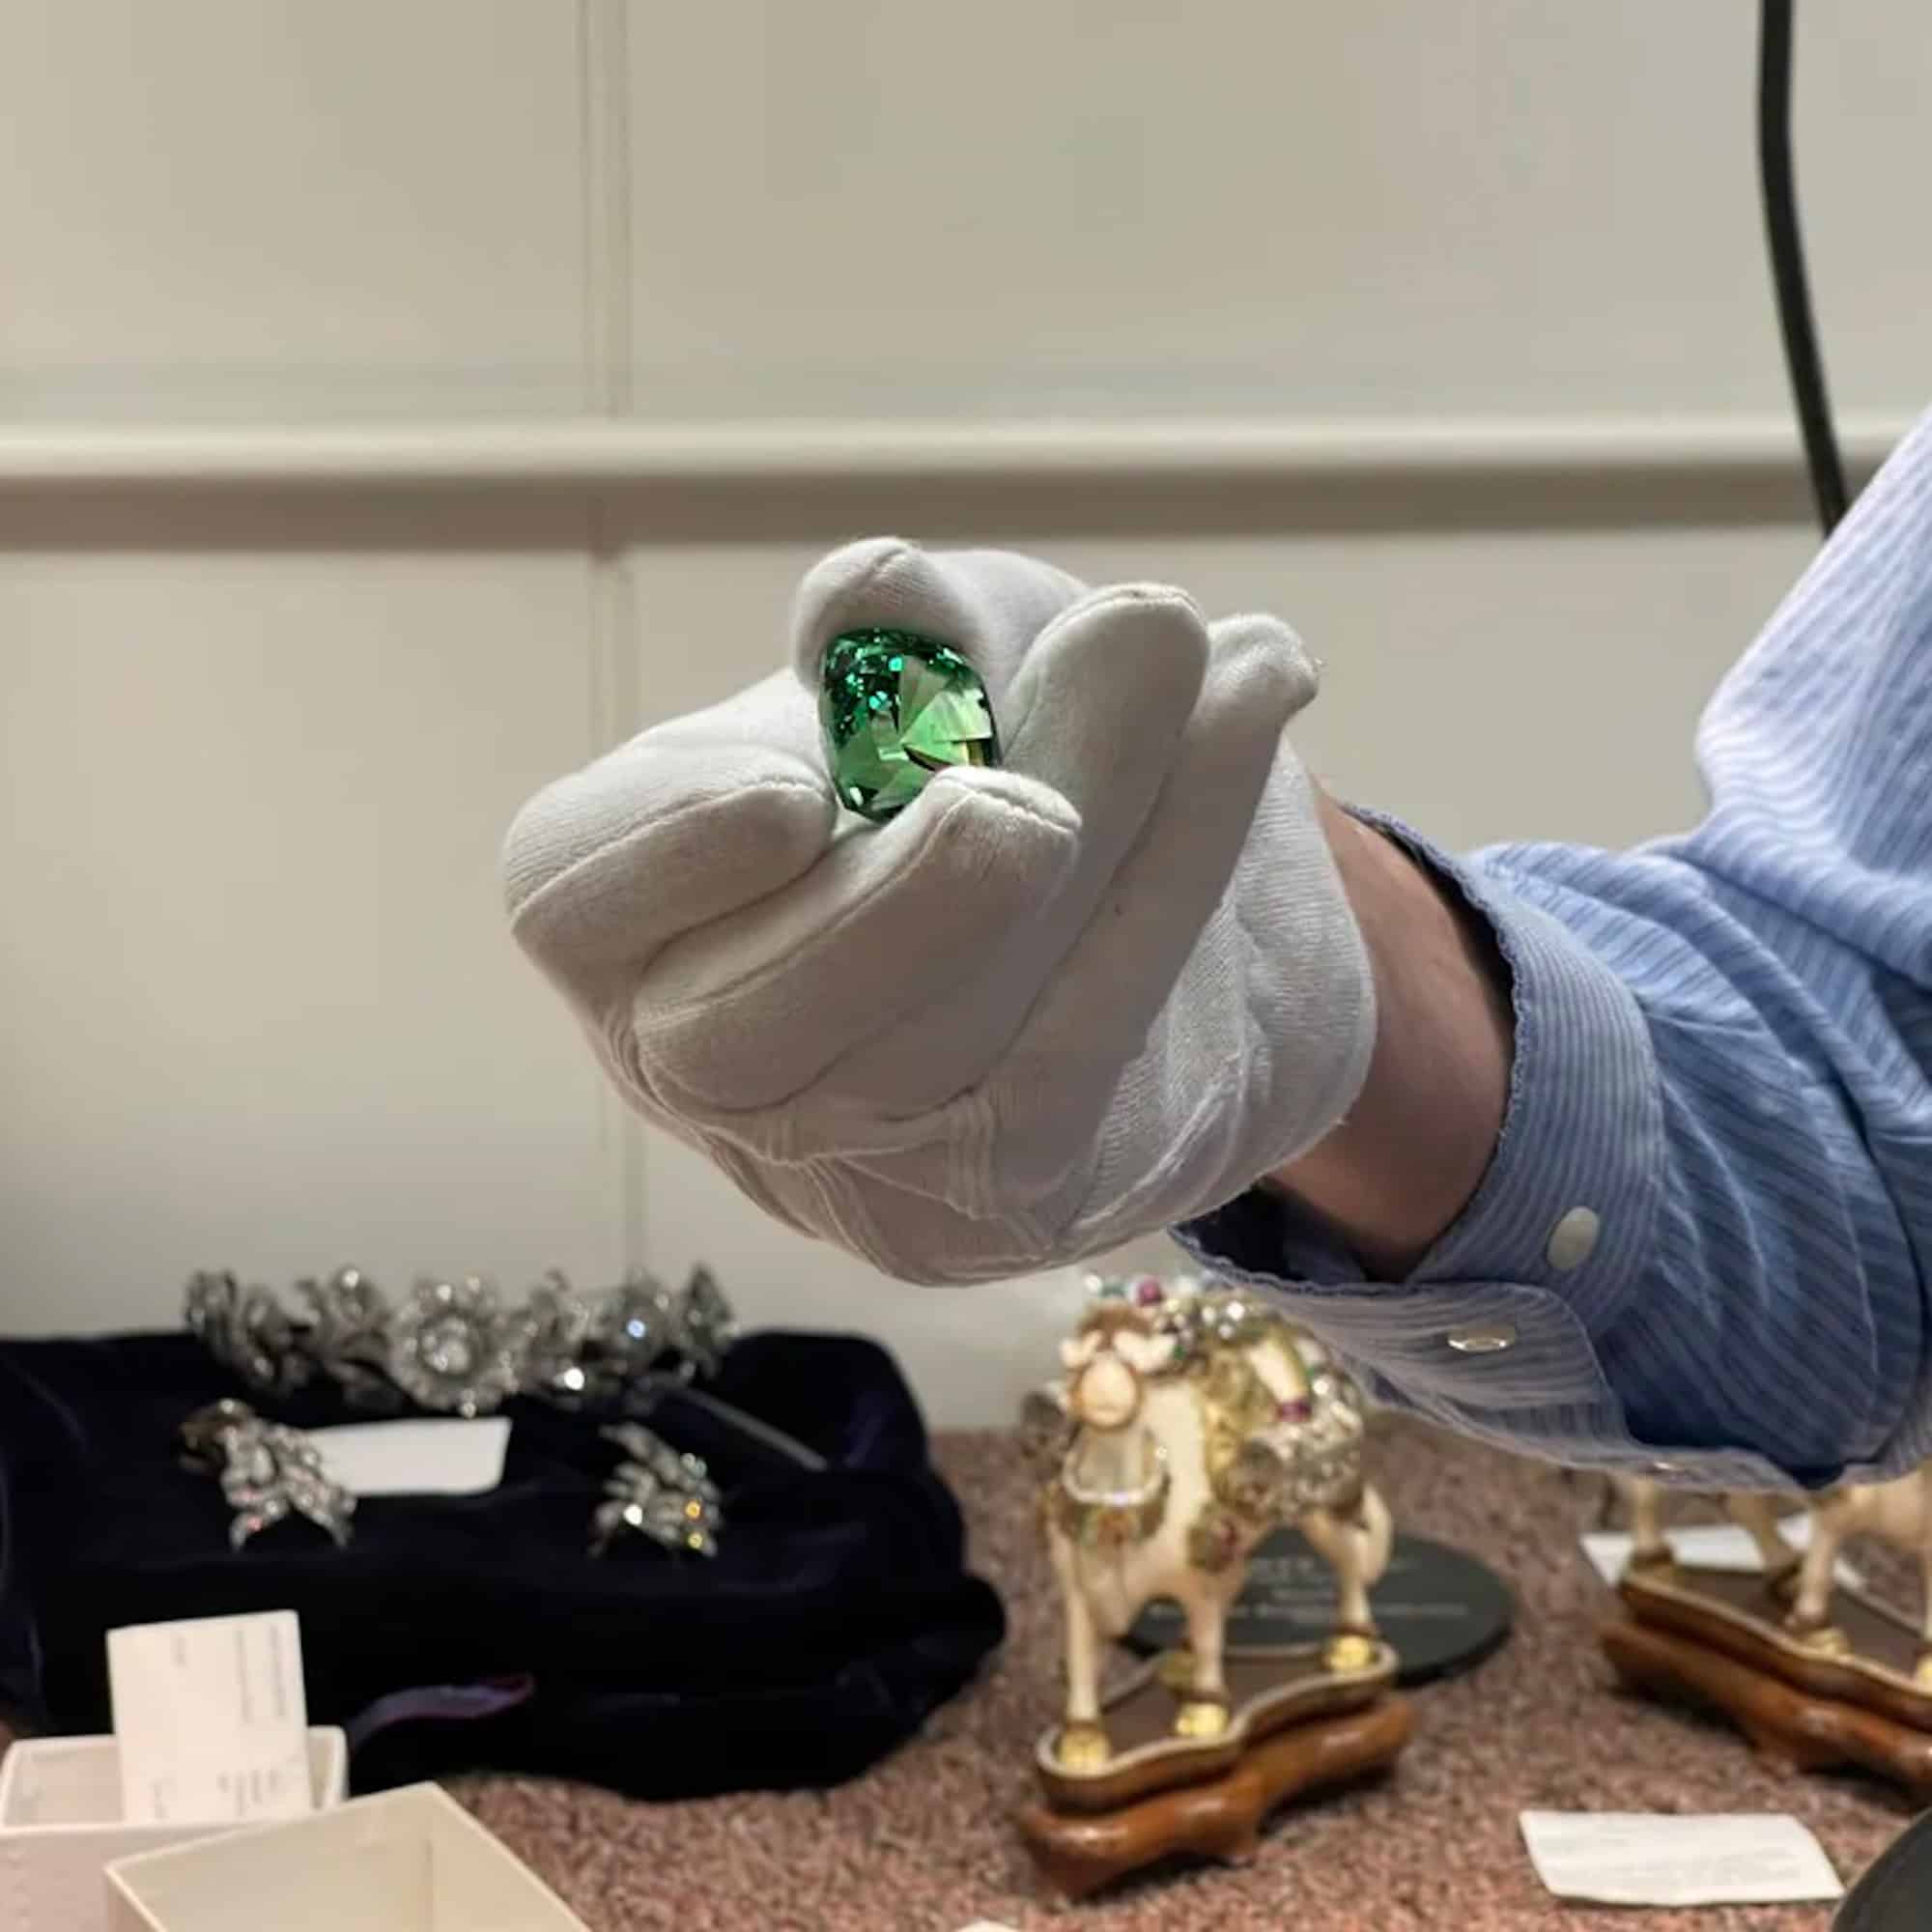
left=1177, top=407, right=1932, bottom=1492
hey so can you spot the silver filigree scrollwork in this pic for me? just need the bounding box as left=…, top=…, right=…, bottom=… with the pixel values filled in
left=185, top=1272, right=310, bottom=1399
left=518, top=1270, right=603, bottom=1407
left=594, top=1270, right=678, bottom=1393
left=295, top=1265, right=396, bottom=1407
left=673, top=1265, right=739, bottom=1379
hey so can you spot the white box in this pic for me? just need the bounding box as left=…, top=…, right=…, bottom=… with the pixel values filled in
left=104, top=1784, right=590, bottom=1932
left=0, top=1727, right=346, bottom=1932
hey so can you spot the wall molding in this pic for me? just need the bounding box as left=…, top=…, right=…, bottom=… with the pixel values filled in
left=0, top=412, right=1905, bottom=489
left=0, top=412, right=1906, bottom=542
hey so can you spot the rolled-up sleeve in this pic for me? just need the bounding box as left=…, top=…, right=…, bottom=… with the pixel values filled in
left=1180, top=407, right=1932, bottom=1492
left=1179, top=831, right=1913, bottom=1492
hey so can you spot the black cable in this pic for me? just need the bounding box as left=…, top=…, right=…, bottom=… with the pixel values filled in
left=1758, top=0, right=1848, bottom=536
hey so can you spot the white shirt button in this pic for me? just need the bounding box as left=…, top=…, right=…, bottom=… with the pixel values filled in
left=1446, top=1322, right=1518, bottom=1354
left=1546, top=1207, right=1601, bottom=1271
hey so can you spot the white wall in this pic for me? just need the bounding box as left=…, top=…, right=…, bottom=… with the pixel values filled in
left=1, top=2, right=1926, bottom=1425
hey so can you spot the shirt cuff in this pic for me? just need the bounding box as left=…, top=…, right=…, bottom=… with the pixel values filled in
left=1177, top=811, right=1666, bottom=1415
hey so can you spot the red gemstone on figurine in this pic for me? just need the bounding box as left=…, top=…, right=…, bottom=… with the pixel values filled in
left=1279, top=1397, right=1313, bottom=1422
left=1133, top=1278, right=1165, bottom=1307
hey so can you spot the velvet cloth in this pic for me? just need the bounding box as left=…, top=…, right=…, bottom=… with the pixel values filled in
left=0, top=1328, right=1004, bottom=1799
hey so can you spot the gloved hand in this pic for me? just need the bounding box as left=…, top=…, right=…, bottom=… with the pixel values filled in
left=502, top=538, right=1376, bottom=1284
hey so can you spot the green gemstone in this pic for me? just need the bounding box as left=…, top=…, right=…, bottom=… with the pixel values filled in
left=818, top=627, right=1000, bottom=823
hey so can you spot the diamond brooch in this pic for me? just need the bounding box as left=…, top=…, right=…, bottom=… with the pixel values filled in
left=589, top=1423, right=724, bottom=1559
left=180, top=1399, right=356, bottom=1551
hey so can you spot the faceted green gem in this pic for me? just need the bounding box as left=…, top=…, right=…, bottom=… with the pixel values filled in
left=818, top=627, right=1000, bottom=823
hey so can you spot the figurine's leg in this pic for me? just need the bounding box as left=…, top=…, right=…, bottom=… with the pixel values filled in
left=1300, top=1505, right=1380, bottom=1671
left=1726, top=1492, right=1800, bottom=1596
left=1916, top=1546, right=1932, bottom=1690
left=1051, top=1543, right=1111, bottom=1771
left=1172, top=1585, right=1232, bottom=1742
left=1623, top=1476, right=1672, bottom=1573
left=1783, top=1520, right=1850, bottom=1655
left=1062, top=1586, right=1102, bottom=1724
left=1594, top=1472, right=1622, bottom=1530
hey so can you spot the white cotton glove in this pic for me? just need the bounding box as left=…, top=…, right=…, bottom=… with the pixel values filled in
left=502, top=539, right=1376, bottom=1285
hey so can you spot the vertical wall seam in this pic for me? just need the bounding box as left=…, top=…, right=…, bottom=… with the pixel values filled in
left=579, top=0, right=648, bottom=1270
left=580, top=0, right=633, bottom=419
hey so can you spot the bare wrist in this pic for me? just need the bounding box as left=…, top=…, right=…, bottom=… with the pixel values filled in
left=1268, top=798, right=1514, bottom=1277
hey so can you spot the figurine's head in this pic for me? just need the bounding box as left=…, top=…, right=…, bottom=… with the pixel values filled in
left=1066, top=1350, right=1141, bottom=1431
left=1060, top=1307, right=1179, bottom=1433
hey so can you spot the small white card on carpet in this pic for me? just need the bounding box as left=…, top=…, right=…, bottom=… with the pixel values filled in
left=1519, top=1810, right=1843, bottom=1906
left=108, top=1610, right=312, bottom=1827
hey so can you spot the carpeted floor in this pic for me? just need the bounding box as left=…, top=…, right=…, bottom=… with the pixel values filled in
left=445, top=1419, right=1915, bottom=1931
left=7, top=1418, right=1918, bottom=1929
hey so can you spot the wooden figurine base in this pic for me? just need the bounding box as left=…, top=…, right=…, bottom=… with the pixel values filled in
left=1604, top=1616, right=1932, bottom=1793
left=1033, top=1641, right=1398, bottom=1811
left=1018, top=1646, right=1412, bottom=1901
left=1603, top=1561, right=1932, bottom=1796
left=1618, top=1564, right=1932, bottom=1722
left=1018, top=1695, right=1413, bottom=1901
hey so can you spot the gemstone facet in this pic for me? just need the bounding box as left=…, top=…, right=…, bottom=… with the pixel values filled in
left=819, top=627, right=999, bottom=822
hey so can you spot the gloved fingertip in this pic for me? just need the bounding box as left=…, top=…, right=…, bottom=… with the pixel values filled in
left=789, top=536, right=925, bottom=687
left=1212, top=611, right=1323, bottom=722
left=789, top=541, right=1094, bottom=699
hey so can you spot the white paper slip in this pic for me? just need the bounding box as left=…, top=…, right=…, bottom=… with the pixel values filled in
left=1520, top=1811, right=1843, bottom=1907
left=306, top=1416, right=512, bottom=1496
left=107, top=1610, right=313, bottom=1827
left=1581, top=1516, right=1861, bottom=1589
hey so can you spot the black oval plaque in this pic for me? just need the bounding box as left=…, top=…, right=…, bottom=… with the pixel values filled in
left=1835, top=1810, right=1932, bottom=1931
left=1124, top=1530, right=1513, bottom=1687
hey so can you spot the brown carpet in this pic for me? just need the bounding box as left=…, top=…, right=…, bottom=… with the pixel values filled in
left=9, top=1419, right=1918, bottom=1928
left=452, top=1419, right=1912, bottom=1931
